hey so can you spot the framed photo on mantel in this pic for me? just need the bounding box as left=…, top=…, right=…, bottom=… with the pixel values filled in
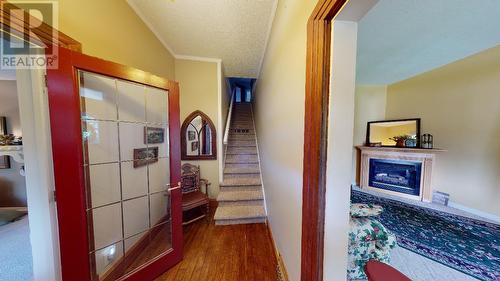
left=0, top=117, right=11, bottom=169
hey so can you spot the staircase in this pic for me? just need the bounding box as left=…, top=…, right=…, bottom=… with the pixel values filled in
left=214, top=102, right=266, bottom=225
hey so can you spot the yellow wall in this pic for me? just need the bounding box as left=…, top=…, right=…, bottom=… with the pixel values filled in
left=58, top=0, right=175, bottom=79
left=253, top=0, right=318, bottom=279
left=175, top=59, right=220, bottom=198
left=57, top=0, right=230, bottom=196
left=386, top=45, right=500, bottom=216
left=353, top=86, right=387, bottom=184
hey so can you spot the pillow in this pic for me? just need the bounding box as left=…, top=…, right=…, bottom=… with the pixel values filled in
left=350, top=203, right=383, bottom=217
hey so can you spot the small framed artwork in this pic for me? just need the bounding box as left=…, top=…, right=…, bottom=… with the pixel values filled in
left=188, top=131, right=196, bottom=141
left=144, top=127, right=165, bottom=144
left=133, top=147, right=159, bottom=168
left=191, top=141, right=199, bottom=152
left=0, top=117, right=11, bottom=169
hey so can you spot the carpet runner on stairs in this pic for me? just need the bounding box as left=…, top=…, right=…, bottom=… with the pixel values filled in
left=214, top=102, right=267, bottom=225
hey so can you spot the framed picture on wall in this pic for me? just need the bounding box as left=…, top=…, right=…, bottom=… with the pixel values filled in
left=144, top=127, right=165, bottom=144
left=0, top=117, right=11, bottom=169
left=191, top=141, right=199, bottom=152
left=133, top=147, right=159, bottom=168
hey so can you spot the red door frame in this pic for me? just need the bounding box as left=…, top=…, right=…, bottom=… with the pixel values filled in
left=46, top=47, right=182, bottom=281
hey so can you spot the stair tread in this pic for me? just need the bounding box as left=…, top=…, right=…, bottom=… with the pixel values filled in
left=220, top=185, right=262, bottom=192
left=224, top=167, right=260, bottom=174
left=214, top=205, right=266, bottom=220
left=227, top=144, right=256, bottom=147
left=220, top=177, right=262, bottom=186
left=217, top=190, right=263, bottom=201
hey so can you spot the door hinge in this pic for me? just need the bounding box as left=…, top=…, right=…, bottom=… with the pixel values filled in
left=44, top=74, right=48, bottom=87
left=53, top=190, right=56, bottom=202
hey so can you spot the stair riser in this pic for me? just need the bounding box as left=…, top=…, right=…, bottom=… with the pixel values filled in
left=229, top=129, right=255, bottom=137
left=224, top=173, right=260, bottom=180
left=231, top=116, right=253, bottom=121
left=232, top=119, right=253, bottom=122
left=224, top=168, right=260, bottom=174
left=215, top=218, right=266, bottom=226
left=224, top=163, right=260, bottom=170
left=228, top=142, right=256, bottom=147
left=218, top=200, right=264, bottom=207
left=231, top=126, right=253, bottom=129
left=226, top=147, right=257, bottom=154
left=229, top=134, right=255, bottom=138
left=225, top=155, right=258, bottom=163
left=232, top=118, right=252, bottom=121
left=222, top=179, right=261, bottom=186
left=228, top=138, right=256, bottom=142
left=220, top=185, right=262, bottom=192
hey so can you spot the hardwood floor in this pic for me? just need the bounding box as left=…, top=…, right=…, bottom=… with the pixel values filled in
left=155, top=210, right=277, bottom=281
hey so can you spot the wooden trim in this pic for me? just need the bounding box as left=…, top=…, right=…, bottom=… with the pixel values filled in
left=301, top=1, right=348, bottom=281
left=180, top=110, right=217, bottom=160
left=266, top=221, right=288, bottom=281
left=0, top=0, right=81, bottom=52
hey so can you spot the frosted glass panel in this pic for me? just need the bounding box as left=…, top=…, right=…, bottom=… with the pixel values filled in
left=79, top=71, right=172, bottom=280
left=124, top=231, right=147, bottom=252
left=87, top=163, right=120, bottom=208
left=146, top=87, right=168, bottom=124
left=120, top=161, right=148, bottom=200
left=150, top=191, right=170, bottom=226
left=91, top=242, right=124, bottom=280
left=148, top=157, right=169, bottom=193
left=117, top=80, right=146, bottom=122
left=90, top=203, right=123, bottom=250
left=123, top=196, right=149, bottom=237
left=80, top=72, right=117, bottom=121
left=83, top=120, right=119, bottom=164
left=119, top=122, right=146, bottom=161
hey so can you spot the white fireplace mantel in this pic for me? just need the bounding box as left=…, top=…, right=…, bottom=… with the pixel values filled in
left=356, top=146, right=446, bottom=202
left=0, top=145, right=24, bottom=163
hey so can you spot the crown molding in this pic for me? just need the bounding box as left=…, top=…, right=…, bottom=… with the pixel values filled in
left=174, top=55, right=222, bottom=63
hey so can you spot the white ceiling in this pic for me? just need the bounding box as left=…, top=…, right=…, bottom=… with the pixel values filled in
left=356, top=0, right=500, bottom=85
left=127, top=0, right=277, bottom=78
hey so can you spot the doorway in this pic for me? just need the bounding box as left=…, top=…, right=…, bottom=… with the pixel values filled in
left=0, top=69, right=33, bottom=281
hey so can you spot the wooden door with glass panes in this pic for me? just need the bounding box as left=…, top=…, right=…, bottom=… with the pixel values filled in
left=46, top=47, right=182, bottom=281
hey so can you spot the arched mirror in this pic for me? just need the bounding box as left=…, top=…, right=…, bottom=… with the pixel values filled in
left=181, top=111, right=217, bottom=160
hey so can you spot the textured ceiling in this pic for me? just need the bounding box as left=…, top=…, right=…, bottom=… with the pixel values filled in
left=127, top=0, right=277, bottom=78
left=356, top=0, right=500, bottom=85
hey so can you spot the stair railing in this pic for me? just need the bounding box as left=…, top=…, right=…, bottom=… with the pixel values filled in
left=223, top=88, right=235, bottom=145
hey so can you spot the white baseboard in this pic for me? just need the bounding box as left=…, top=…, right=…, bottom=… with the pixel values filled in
left=447, top=202, right=500, bottom=224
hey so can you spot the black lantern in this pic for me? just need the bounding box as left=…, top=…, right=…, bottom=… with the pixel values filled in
left=422, top=134, right=433, bottom=149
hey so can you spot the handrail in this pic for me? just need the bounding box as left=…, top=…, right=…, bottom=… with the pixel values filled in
left=223, top=88, right=235, bottom=145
